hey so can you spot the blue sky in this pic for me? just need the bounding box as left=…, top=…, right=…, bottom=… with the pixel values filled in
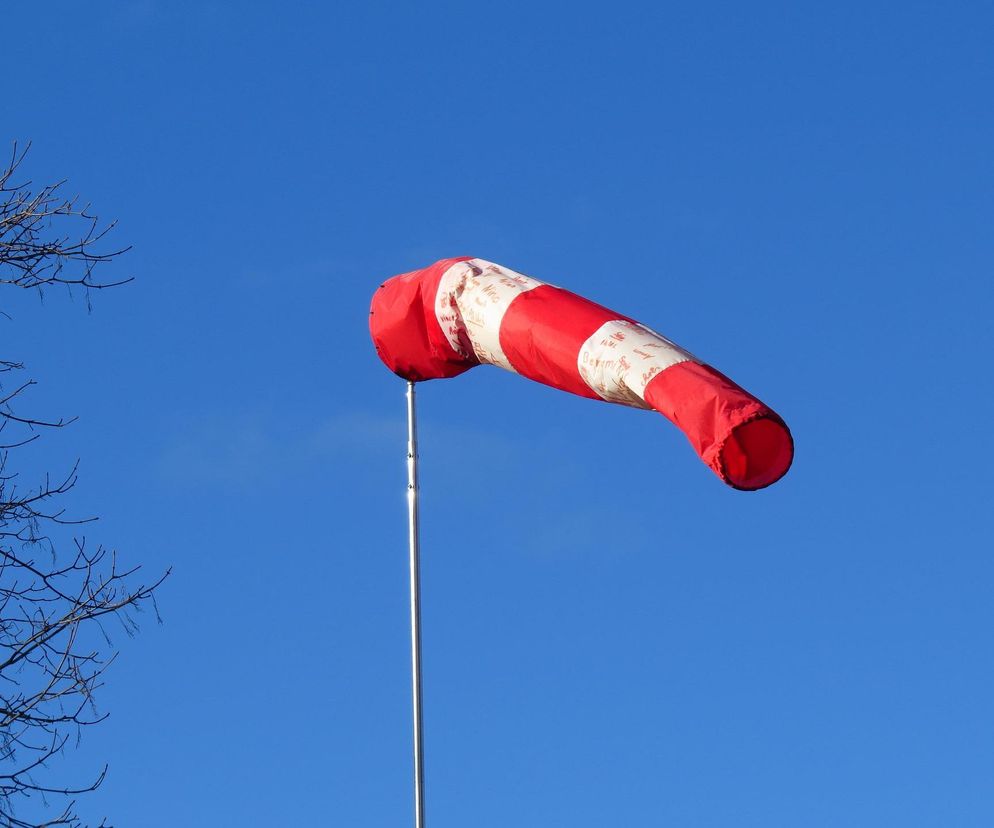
left=4, top=1, right=993, bottom=825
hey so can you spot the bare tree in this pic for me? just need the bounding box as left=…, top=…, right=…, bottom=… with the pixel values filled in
left=0, top=142, right=167, bottom=828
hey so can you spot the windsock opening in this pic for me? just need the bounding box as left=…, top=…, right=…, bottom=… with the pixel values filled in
left=369, top=257, right=477, bottom=382
left=719, top=415, right=793, bottom=491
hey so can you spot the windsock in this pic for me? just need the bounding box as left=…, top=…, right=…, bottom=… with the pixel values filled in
left=370, top=257, right=793, bottom=490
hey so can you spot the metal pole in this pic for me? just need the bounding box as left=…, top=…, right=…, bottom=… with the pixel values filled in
left=406, top=381, right=426, bottom=828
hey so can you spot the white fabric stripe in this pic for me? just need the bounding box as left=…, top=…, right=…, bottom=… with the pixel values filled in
left=435, top=258, right=543, bottom=372
left=577, top=320, right=694, bottom=407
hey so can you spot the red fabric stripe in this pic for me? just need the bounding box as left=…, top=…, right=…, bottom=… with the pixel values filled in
left=498, top=285, right=635, bottom=399
left=643, top=362, right=793, bottom=490
left=369, top=257, right=476, bottom=381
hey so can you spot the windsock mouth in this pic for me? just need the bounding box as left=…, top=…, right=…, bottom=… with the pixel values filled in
left=719, top=414, right=794, bottom=491
left=369, top=258, right=478, bottom=382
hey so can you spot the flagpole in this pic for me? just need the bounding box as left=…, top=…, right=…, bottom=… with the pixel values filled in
left=406, top=380, right=426, bottom=828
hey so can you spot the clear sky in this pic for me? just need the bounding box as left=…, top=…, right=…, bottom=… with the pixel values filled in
left=4, top=1, right=993, bottom=825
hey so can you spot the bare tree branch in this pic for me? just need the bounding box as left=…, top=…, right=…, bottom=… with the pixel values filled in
left=0, top=142, right=164, bottom=828
left=0, top=142, right=132, bottom=311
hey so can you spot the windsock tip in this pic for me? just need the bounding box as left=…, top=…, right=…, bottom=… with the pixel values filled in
left=719, top=414, right=794, bottom=491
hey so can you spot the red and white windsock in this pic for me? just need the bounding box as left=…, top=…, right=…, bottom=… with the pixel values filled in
left=370, top=257, right=793, bottom=490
